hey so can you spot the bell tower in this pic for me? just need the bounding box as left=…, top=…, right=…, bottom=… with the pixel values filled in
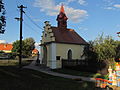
left=56, top=4, right=68, bottom=28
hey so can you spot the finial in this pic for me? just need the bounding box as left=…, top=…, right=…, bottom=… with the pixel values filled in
left=60, top=3, right=65, bottom=13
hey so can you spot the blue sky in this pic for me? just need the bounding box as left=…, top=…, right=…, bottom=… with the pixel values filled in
left=0, top=0, right=120, bottom=46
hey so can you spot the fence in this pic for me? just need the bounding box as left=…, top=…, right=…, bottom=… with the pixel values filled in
left=62, top=59, right=100, bottom=73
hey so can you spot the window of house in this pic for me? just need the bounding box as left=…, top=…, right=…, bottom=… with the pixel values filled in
left=56, top=56, right=60, bottom=60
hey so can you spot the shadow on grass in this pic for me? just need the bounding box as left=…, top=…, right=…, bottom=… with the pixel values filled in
left=52, top=68, right=96, bottom=77
left=0, top=65, right=96, bottom=90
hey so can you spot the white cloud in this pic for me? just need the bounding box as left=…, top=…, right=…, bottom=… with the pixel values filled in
left=104, top=7, right=113, bottom=10
left=35, top=42, right=40, bottom=51
left=116, top=24, right=120, bottom=28
left=0, top=40, right=6, bottom=43
left=35, top=42, right=40, bottom=47
left=67, top=0, right=75, bottom=3
left=78, top=0, right=87, bottom=5
left=65, top=6, right=88, bottom=22
left=103, top=0, right=120, bottom=10
left=33, top=0, right=88, bottom=23
left=114, top=4, right=120, bottom=8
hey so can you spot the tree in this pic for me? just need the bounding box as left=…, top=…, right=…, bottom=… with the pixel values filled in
left=0, top=0, right=6, bottom=34
left=115, top=41, right=120, bottom=60
left=12, top=40, right=25, bottom=57
left=23, top=38, right=35, bottom=57
left=12, top=38, right=35, bottom=57
left=93, top=35, right=116, bottom=62
left=82, top=41, right=98, bottom=61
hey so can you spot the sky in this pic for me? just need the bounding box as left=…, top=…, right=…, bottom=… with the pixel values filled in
left=0, top=0, right=120, bottom=47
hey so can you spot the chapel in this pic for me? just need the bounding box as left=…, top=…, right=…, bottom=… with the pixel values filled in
left=40, top=5, right=88, bottom=69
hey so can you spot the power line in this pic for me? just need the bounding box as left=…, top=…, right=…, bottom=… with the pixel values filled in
left=24, top=13, right=43, bottom=30
left=15, top=0, right=22, bottom=6
left=24, top=21, right=41, bottom=35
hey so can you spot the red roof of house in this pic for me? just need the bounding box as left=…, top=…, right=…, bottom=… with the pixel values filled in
left=50, top=27, right=88, bottom=45
left=0, top=44, right=13, bottom=51
left=32, top=49, right=39, bottom=54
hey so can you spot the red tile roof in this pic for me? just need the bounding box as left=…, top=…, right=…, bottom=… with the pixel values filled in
left=32, top=49, right=39, bottom=54
left=0, top=44, right=13, bottom=51
left=51, top=27, right=88, bottom=45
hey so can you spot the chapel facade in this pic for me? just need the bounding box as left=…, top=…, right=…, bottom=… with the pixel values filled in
left=40, top=5, right=88, bottom=69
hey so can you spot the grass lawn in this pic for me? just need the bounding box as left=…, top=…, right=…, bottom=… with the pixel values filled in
left=52, top=68, right=99, bottom=78
left=0, top=58, right=33, bottom=66
left=0, top=60, right=96, bottom=90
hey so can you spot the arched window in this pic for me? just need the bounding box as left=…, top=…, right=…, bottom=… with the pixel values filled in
left=68, top=49, right=72, bottom=60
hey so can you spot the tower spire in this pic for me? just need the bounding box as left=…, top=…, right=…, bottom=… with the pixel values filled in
left=56, top=4, right=68, bottom=28
left=60, top=4, right=65, bottom=13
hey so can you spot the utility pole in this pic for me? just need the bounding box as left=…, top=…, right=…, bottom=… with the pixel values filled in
left=15, top=5, right=26, bottom=68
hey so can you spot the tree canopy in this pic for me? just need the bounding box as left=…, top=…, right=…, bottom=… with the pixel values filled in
left=94, top=35, right=116, bottom=61
left=82, top=34, right=120, bottom=63
left=12, top=37, right=35, bottom=57
left=0, top=0, right=6, bottom=34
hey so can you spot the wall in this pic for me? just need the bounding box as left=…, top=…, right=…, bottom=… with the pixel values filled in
left=41, top=21, right=55, bottom=44
left=56, top=43, right=85, bottom=68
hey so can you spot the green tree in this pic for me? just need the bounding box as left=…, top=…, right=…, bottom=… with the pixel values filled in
left=0, top=0, right=6, bottom=34
left=94, top=35, right=116, bottom=62
left=115, top=41, right=120, bottom=60
left=12, top=38, right=35, bottom=58
left=23, top=38, right=35, bottom=57
left=82, top=41, right=98, bottom=61
left=12, top=40, right=25, bottom=57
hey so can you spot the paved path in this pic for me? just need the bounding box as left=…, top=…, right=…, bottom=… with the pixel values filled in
left=23, top=60, right=96, bottom=82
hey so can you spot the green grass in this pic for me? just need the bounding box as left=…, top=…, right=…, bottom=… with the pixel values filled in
left=0, top=61, right=96, bottom=90
left=52, top=68, right=98, bottom=77
left=0, top=59, right=33, bottom=66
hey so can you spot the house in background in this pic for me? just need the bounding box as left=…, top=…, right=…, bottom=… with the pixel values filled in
left=0, top=43, right=38, bottom=55
left=32, top=49, right=39, bottom=56
left=0, top=44, right=13, bottom=53
left=40, top=5, right=88, bottom=69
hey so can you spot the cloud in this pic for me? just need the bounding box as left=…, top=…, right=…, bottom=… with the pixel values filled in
left=35, top=42, right=40, bottom=46
left=114, top=4, right=120, bottom=8
left=67, top=0, right=75, bottom=3
left=35, top=42, right=40, bottom=51
left=78, top=0, right=87, bottom=5
left=65, top=6, right=88, bottom=22
left=103, top=0, right=120, bottom=10
left=0, top=40, right=6, bottom=43
left=116, top=24, right=120, bottom=28
left=66, top=0, right=87, bottom=6
left=103, top=0, right=114, bottom=10
left=34, top=0, right=88, bottom=23
left=104, top=7, right=114, bottom=10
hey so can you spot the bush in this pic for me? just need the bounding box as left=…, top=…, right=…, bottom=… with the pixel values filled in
left=95, top=74, right=108, bottom=80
